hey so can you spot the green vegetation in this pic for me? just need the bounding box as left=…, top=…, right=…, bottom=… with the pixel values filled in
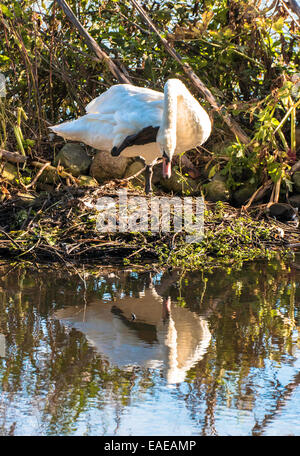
left=0, top=0, right=299, bottom=267
left=0, top=0, right=299, bottom=186
left=0, top=189, right=296, bottom=270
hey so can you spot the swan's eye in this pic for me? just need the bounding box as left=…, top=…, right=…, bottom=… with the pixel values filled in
left=162, top=151, right=170, bottom=162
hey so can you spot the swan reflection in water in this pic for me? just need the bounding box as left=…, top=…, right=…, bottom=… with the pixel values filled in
left=54, top=272, right=211, bottom=385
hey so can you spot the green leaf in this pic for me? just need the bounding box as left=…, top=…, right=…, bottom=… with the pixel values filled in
left=208, top=164, right=217, bottom=179
left=273, top=17, right=285, bottom=33
left=0, top=3, right=13, bottom=18
left=0, top=55, right=10, bottom=66
left=271, top=117, right=280, bottom=126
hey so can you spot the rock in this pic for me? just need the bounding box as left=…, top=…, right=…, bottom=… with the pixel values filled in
left=289, top=194, right=300, bottom=209
left=1, top=162, right=18, bottom=182
left=152, top=163, right=164, bottom=185
left=266, top=203, right=298, bottom=222
left=54, top=143, right=92, bottom=177
left=204, top=174, right=230, bottom=202
left=160, top=169, right=200, bottom=195
left=124, top=159, right=145, bottom=177
left=77, top=175, right=98, bottom=187
left=90, top=150, right=131, bottom=182
left=205, top=180, right=230, bottom=202
left=233, top=183, right=256, bottom=206
left=292, top=171, right=300, bottom=192
left=124, top=159, right=146, bottom=187
left=125, top=160, right=167, bottom=190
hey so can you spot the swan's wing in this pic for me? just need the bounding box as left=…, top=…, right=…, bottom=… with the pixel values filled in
left=49, top=114, right=116, bottom=150
left=50, top=84, right=164, bottom=151
left=111, top=126, right=160, bottom=156
left=86, top=84, right=163, bottom=147
left=85, top=84, right=163, bottom=115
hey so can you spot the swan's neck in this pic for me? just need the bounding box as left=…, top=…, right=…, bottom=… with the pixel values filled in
left=159, top=80, right=178, bottom=156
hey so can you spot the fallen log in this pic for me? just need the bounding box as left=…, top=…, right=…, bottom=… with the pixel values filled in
left=0, top=149, right=27, bottom=164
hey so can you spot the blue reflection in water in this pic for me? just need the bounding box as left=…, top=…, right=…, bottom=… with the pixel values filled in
left=0, top=258, right=299, bottom=436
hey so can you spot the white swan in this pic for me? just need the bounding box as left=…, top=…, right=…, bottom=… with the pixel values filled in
left=50, top=79, right=211, bottom=194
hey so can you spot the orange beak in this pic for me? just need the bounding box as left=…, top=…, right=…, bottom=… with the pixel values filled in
left=163, top=157, right=171, bottom=179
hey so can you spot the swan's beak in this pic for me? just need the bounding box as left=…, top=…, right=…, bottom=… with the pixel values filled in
left=163, top=156, right=171, bottom=179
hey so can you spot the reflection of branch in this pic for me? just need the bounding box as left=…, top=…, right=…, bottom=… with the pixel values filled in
left=252, top=370, right=300, bottom=435
left=202, top=382, right=218, bottom=436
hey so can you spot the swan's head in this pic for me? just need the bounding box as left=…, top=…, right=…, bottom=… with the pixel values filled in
left=157, top=129, right=176, bottom=179
left=162, top=151, right=172, bottom=179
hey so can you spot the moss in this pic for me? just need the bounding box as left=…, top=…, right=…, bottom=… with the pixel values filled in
left=154, top=210, right=290, bottom=272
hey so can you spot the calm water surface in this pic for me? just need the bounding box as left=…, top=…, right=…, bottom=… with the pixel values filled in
left=0, top=257, right=300, bottom=436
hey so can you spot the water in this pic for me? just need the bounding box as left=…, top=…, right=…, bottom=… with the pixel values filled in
left=0, top=257, right=300, bottom=436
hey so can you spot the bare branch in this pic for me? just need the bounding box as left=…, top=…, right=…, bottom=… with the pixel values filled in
left=129, top=0, right=251, bottom=145
left=56, top=0, right=131, bottom=84
left=25, top=162, right=51, bottom=189
left=278, top=0, right=300, bottom=27
left=285, top=0, right=300, bottom=20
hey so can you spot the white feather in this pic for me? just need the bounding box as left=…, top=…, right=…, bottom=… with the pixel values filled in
left=50, top=79, right=211, bottom=167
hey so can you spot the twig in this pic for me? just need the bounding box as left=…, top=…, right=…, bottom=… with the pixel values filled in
left=73, top=242, right=125, bottom=256
left=119, top=164, right=147, bottom=182
left=25, top=162, right=51, bottom=189
left=274, top=98, right=300, bottom=135
left=279, top=0, right=300, bottom=27
left=117, top=10, right=151, bottom=35
left=126, top=246, right=146, bottom=259
left=56, top=0, right=131, bottom=84
left=129, top=0, right=251, bottom=146
left=0, top=229, right=23, bottom=250
left=31, top=161, right=79, bottom=185
left=17, top=237, right=42, bottom=258
left=66, top=240, right=120, bottom=254
left=243, top=180, right=273, bottom=210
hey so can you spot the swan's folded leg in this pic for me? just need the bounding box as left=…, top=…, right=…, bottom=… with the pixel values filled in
left=145, top=164, right=153, bottom=195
